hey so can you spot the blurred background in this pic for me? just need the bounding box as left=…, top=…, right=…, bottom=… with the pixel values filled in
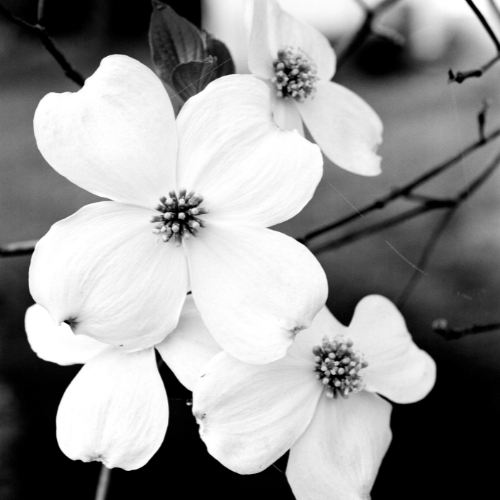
left=1, top=0, right=500, bottom=498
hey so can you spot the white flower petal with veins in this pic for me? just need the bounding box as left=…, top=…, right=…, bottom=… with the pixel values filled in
left=192, top=296, right=436, bottom=498
left=286, top=392, right=392, bottom=500
left=25, top=304, right=106, bottom=366
left=193, top=351, right=321, bottom=473
left=246, top=0, right=383, bottom=176
left=31, top=56, right=326, bottom=363
left=176, top=74, right=322, bottom=227
left=185, top=223, right=328, bottom=364
left=156, top=295, right=222, bottom=391
left=29, top=202, right=189, bottom=351
left=347, top=295, right=436, bottom=403
left=34, top=55, right=177, bottom=208
left=56, top=347, right=168, bottom=471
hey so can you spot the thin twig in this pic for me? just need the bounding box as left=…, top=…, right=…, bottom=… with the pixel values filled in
left=0, top=3, right=84, bottom=87
left=478, top=99, right=491, bottom=142
left=0, top=239, right=37, bottom=257
left=301, top=125, right=500, bottom=244
left=466, top=0, right=500, bottom=51
left=433, top=318, right=500, bottom=340
left=396, top=122, right=500, bottom=305
left=310, top=205, right=435, bottom=254
left=37, top=0, right=45, bottom=25
left=449, top=0, right=500, bottom=83
left=396, top=209, right=457, bottom=307
left=337, top=0, right=401, bottom=70
left=95, top=465, right=111, bottom=500
left=311, top=147, right=500, bottom=255
left=449, top=53, right=500, bottom=83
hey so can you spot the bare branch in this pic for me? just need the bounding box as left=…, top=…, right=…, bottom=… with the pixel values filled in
left=37, top=0, right=45, bottom=25
left=337, top=0, right=401, bottom=70
left=433, top=318, right=500, bottom=340
left=0, top=240, right=37, bottom=257
left=466, top=0, right=500, bottom=51
left=310, top=148, right=500, bottom=255
left=301, top=124, right=500, bottom=244
left=0, top=3, right=85, bottom=87
left=94, top=466, right=111, bottom=500
left=449, top=0, right=500, bottom=83
left=396, top=209, right=457, bottom=307
left=310, top=205, right=434, bottom=254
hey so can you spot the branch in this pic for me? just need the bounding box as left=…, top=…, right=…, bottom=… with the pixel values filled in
left=0, top=3, right=85, bottom=87
left=396, top=208, right=457, bottom=307
left=433, top=318, right=500, bottom=340
left=466, top=0, right=500, bottom=51
left=310, top=205, right=435, bottom=254
left=311, top=147, right=500, bottom=255
left=449, top=0, right=500, bottom=83
left=37, top=0, right=45, bottom=25
left=0, top=240, right=37, bottom=257
left=301, top=124, right=500, bottom=244
left=95, top=466, right=111, bottom=500
left=337, top=0, right=401, bottom=70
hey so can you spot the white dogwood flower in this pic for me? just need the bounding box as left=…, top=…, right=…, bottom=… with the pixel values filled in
left=30, top=55, right=327, bottom=364
left=246, top=0, right=383, bottom=176
left=192, top=295, right=436, bottom=500
left=25, top=296, right=221, bottom=470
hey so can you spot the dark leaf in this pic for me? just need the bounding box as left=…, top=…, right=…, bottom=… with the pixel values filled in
left=149, top=0, right=206, bottom=86
left=171, top=58, right=221, bottom=102
left=204, top=32, right=236, bottom=78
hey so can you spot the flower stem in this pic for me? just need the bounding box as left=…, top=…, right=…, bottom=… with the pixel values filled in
left=94, top=465, right=111, bottom=500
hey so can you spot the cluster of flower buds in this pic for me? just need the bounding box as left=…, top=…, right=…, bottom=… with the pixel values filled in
left=272, top=46, right=318, bottom=102
left=151, top=189, right=208, bottom=245
left=313, top=336, right=368, bottom=399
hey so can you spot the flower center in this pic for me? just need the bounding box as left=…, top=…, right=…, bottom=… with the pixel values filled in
left=312, top=336, right=368, bottom=399
left=150, top=189, right=208, bottom=245
left=272, top=46, right=318, bottom=102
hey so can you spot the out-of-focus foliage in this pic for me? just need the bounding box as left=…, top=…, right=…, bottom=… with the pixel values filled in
left=149, top=0, right=234, bottom=103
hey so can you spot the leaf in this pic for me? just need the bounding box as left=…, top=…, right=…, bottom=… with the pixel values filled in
left=171, top=59, right=221, bottom=102
left=204, top=32, right=236, bottom=79
left=149, top=0, right=206, bottom=86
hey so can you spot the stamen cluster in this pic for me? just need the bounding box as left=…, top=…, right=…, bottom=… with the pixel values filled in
left=313, top=336, right=368, bottom=399
left=272, top=46, right=318, bottom=102
left=151, top=189, right=208, bottom=245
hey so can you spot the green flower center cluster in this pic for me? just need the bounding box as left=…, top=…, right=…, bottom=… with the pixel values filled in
left=312, top=336, right=368, bottom=399
left=272, top=46, right=318, bottom=102
left=151, top=189, right=208, bottom=245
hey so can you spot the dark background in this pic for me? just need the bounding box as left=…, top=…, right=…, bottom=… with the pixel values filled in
left=1, top=0, right=500, bottom=499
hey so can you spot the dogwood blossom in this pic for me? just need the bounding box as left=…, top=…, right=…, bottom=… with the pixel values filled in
left=25, top=296, right=221, bottom=470
left=192, top=295, right=436, bottom=500
left=30, top=55, right=327, bottom=364
left=246, top=0, right=383, bottom=176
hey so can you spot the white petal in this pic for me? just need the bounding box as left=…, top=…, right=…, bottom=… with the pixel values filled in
left=287, top=392, right=392, bottom=500
left=245, top=0, right=275, bottom=79
left=186, top=223, right=328, bottom=364
left=272, top=95, right=304, bottom=134
left=290, top=306, right=348, bottom=362
left=56, top=347, right=168, bottom=470
left=192, top=351, right=321, bottom=474
left=25, top=304, right=106, bottom=366
left=176, top=74, right=323, bottom=227
left=156, top=295, right=222, bottom=391
left=348, top=295, right=436, bottom=404
left=299, top=81, right=383, bottom=176
left=34, top=55, right=177, bottom=208
left=29, top=202, right=189, bottom=351
left=265, top=0, right=336, bottom=80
